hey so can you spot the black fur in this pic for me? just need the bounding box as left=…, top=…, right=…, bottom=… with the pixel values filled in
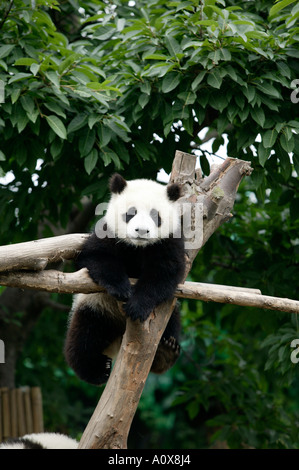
left=1, top=438, right=44, bottom=449
left=65, top=302, right=124, bottom=385
left=109, top=173, right=127, bottom=194
left=167, top=183, right=182, bottom=201
left=77, top=233, right=185, bottom=321
left=64, top=233, right=185, bottom=386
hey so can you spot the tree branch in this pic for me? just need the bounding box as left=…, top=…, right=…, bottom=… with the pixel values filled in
left=0, top=0, right=14, bottom=31
left=0, top=268, right=298, bottom=314
left=0, top=233, right=89, bottom=272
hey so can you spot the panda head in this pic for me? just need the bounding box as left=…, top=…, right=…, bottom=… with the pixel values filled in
left=104, top=173, right=182, bottom=247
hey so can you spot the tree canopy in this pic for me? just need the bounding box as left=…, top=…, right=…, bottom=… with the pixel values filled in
left=0, top=0, right=299, bottom=449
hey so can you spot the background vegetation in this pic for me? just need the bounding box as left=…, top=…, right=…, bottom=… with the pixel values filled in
left=0, top=0, right=299, bottom=448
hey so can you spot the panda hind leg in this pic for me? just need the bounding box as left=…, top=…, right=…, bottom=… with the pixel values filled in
left=150, top=303, right=181, bottom=374
left=64, top=300, right=123, bottom=386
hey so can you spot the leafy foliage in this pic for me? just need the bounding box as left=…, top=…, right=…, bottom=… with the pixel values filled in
left=0, top=0, right=299, bottom=449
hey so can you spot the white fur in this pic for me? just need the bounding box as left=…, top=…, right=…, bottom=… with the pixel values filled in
left=0, top=432, right=78, bottom=449
left=105, top=178, right=181, bottom=246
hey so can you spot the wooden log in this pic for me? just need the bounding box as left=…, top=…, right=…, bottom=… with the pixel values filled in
left=0, top=233, right=89, bottom=272
left=23, top=387, right=33, bottom=434
left=10, top=389, right=18, bottom=438
left=31, top=387, right=44, bottom=433
left=1, top=388, right=10, bottom=440
left=1, top=268, right=299, bottom=314
left=16, top=388, right=26, bottom=437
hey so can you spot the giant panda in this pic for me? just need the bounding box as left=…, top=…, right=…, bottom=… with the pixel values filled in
left=64, top=173, right=186, bottom=386
left=0, top=433, right=78, bottom=449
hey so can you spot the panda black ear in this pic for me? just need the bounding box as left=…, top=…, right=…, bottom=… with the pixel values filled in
left=167, top=183, right=182, bottom=201
left=109, top=173, right=127, bottom=194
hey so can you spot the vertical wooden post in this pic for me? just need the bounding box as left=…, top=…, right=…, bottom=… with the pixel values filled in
left=31, top=387, right=44, bottom=433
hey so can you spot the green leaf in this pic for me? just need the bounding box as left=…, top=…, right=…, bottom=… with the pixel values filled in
left=108, top=150, right=122, bottom=170
left=0, top=150, right=6, bottom=161
left=207, top=70, right=222, bottom=89
left=293, top=154, right=299, bottom=176
left=280, top=133, right=294, bottom=153
left=0, top=45, right=15, bottom=59
left=67, top=114, right=88, bottom=133
left=161, top=73, right=181, bottom=93
left=98, top=124, right=112, bottom=147
left=17, top=109, right=29, bottom=133
left=30, top=63, right=40, bottom=76
left=20, top=95, right=35, bottom=115
left=138, top=93, right=150, bottom=109
left=84, top=149, right=98, bottom=175
left=263, top=129, right=278, bottom=148
left=258, top=143, right=271, bottom=167
left=58, top=54, right=79, bottom=75
left=45, top=71, right=60, bottom=88
left=164, top=35, right=181, bottom=57
left=79, top=128, right=96, bottom=157
left=50, top=138, right=63, bottom=160
left=200, top=153, right=210, bottom=175
left=11, top=88, right=21, bottom=104
left=251, top=107, right=265, bottom=128
left=242, top=85, right=255, bottom=103
left=277, top=61, right=291, bottom=79
left=101, top=150, right=112, bottom=167
left=93, top=25, right=116, bottom=40
left=269, top=0, right=296, bottom=18
left=143, top=54, right=169, bottom=60
left=191, top=71, right=206, bottom=91
left=178, top=91, right=197, bottom=105
left=276, top=145, right=292, bottom=180
left=8, top=73, right=31, bottom=84
left=88, top=114, right=101, bottom=129
left=256, top=82, right=282, bottom=99
left=139, top=81, right=151, bottom=95
left=15, top=58, right=38, bottom=66
left=104, top=118, right=130, bottom=142
left=44, top=102, right=67, bottom=119
left=45, top=115, right=67, bottom=140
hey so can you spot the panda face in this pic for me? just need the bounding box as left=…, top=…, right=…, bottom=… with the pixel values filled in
left=105, top=174, right=182, bottom=247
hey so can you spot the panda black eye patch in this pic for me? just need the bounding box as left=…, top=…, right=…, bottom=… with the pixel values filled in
left=122, top=207, right=137, bottom=223
left=150, top=209, right=161, bottom=227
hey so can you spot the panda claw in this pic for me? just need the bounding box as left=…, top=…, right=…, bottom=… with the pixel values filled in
left=162, top=336, right=180, bottom=354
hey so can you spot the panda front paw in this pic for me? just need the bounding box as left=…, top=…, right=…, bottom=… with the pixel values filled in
left=123, top=298, right=151, bottom=322
left=107, top=280, right=132, bottom=302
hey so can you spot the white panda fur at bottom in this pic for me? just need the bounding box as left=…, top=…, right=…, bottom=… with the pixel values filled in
left=0, top=432, right=78, bottom=449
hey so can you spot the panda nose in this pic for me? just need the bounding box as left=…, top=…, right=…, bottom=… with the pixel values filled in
left=135, top=228, right=149, bottom=236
